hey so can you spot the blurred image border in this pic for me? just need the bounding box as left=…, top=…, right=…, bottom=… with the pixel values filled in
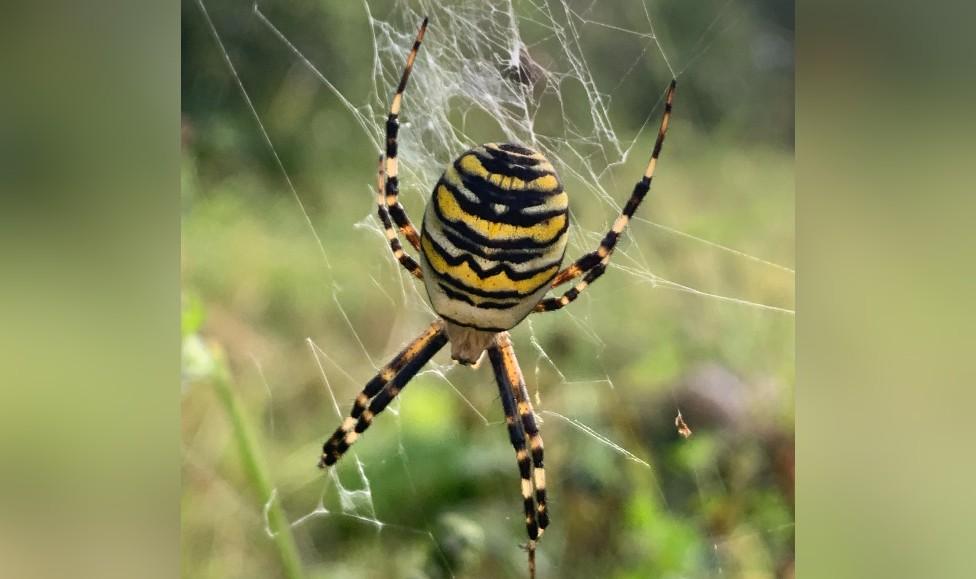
left=1, top=0, right=974, bottom=576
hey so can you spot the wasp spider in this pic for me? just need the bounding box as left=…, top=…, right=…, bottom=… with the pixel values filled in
left=319, top=17, right=675, bottom=577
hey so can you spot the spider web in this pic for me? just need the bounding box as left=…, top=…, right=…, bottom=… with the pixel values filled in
left=183, top=0, right=794, bottom=577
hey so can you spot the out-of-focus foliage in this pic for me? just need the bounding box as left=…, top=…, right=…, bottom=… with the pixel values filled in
left=182, top=0, right=793, bottom=577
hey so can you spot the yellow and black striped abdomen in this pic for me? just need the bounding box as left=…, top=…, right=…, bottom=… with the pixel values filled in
left=420, top=143, right=569, bottom=332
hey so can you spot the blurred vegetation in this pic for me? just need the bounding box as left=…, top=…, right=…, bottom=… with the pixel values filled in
left=182, top=1, right=793, bottom=578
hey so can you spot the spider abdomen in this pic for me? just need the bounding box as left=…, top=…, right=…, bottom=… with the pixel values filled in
left=420, top=143, right=568, bottom=358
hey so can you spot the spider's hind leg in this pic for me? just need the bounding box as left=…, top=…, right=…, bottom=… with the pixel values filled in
left=375, top=155, right=423, bottom=279
left=380, top=17, right=428, bottom=260
left=535, top=79, right=676, bottom=313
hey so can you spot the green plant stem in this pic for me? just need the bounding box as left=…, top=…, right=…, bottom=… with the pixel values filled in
left=211, top=345, right=306, bottom=579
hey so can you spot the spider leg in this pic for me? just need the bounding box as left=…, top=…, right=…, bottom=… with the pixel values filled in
left=381, top=17, right=428, bottom=259
left=535, top=79, right=676, bottom=313
left=376, top=155, right=423, bottom=279
left=488, top=333, right=548, bottom=579
left=319, top=319, right=447, bottom=468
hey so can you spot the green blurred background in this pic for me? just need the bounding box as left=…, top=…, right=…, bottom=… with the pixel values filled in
left=181, top=1, right=793, bottom=578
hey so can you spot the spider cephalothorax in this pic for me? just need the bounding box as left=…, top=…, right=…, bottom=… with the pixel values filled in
left=318, top=17, right=674, bottom=579
left=420, top=143, right=569, bottom=364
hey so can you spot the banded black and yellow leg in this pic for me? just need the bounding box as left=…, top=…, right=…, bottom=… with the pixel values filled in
left=491, top=333, right=549, bottom=534
left=488, top=334, right=548, bottom=579
left=488, top=342, right=539, bottom=575
left=319, top=319, right=447, bottom=468
left=382, top=17, right=428, bottom=253
left=376, top=155, right=423, bottom=279
left=535, top=79, right=676, bottom=312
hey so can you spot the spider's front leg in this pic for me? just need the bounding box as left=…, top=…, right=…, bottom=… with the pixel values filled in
left=535, top=79, right=676, bottom=313
left=488, top=333, right=548, bottom=578
left=319, top=319, right=447, bottom=467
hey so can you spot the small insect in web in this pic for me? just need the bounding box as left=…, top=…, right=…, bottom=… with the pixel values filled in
left=676, top=410, right=693, bottom=438
left=318, top=17, right=675, bottom=578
